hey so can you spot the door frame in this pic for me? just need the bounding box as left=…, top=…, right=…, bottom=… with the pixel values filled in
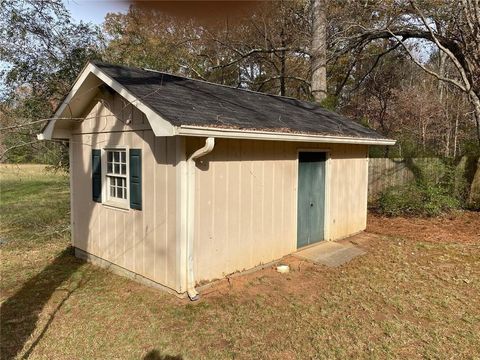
left=294, top=148, right=331, bottom=249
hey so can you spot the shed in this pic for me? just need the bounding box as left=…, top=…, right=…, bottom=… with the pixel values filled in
left=39, top=61, right=395, bottom=299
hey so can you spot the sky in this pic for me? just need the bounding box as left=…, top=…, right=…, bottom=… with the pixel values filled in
left=63, top=0, right=129, bottom=25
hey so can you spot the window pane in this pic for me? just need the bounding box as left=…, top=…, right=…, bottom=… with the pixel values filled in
left=106, top=155, right=128, bottom=202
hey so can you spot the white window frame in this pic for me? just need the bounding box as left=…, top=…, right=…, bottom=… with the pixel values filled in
left=101, top=146, right=130, bottom=210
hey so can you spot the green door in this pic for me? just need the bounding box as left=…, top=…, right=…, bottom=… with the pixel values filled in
left=297, top=152, right=326, bottom=248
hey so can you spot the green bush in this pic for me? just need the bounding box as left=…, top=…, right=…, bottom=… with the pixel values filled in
left=378, top=182, right=460, bottom=217
left=374, top=157, right=475, bottom=216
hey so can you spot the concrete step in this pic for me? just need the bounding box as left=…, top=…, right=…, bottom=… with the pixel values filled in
left=294, top=239, right=366, bottom=267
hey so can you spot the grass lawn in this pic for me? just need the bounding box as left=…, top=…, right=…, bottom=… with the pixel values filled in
left=1, top=164, right=479, bottom=359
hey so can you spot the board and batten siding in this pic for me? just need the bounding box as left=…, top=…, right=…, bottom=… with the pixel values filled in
left=70, top=92, right=180, bottom=292
left=187, top=138, right=369, bottom=283
left=71, top=91, right=370, bottom=289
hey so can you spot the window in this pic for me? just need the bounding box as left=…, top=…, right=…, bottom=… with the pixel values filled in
left=106, top=149, right=128, bottom=205
left=91, top=147, right=142, bottom=210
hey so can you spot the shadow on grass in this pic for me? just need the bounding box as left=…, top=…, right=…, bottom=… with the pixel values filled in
left=144, top=350, right=183, bottom=360
left=0, top=247, right=84, bottom=359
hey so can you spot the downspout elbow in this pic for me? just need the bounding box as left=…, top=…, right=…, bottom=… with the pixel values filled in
left=190, top=137, right=215, bottom=161
left=186, top=137, right=215, bottom=300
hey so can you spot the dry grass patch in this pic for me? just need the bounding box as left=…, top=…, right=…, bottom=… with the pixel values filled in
left=368, top=212, right=480, bottom=244
left=1, top=165, right=479, bottom=359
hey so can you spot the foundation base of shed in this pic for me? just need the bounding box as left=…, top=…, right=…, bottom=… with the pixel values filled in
left=74, top=248, right=187, bottom=299
left=195, top=257, right=284, bottom=294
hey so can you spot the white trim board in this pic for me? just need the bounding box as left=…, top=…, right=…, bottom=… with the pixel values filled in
left=177, top=125, right=396, bottom=146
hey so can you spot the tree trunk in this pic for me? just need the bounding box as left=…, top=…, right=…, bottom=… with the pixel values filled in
left=472, top=91, right=480, bottom=146
left=311, top=0, right=327, bottom=103
left=438, top=51, right=446, bottom=102
left=445, top=126, right=450, bottom=157
left=436, top=20, right=446, bottom=103
left=422, top=123, right=427, bottom=151
left=280, top=28, right=286, bottom=96
left=475, top=107, right=480, bottom=147
left=453, top=112, right=459, bottom=158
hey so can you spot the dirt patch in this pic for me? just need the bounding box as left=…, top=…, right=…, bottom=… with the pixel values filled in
left=367, top=211, right=480, bottom=244
left=199, top=256, right=322, bottom=301
left=201, top=211, right=479, bottom=303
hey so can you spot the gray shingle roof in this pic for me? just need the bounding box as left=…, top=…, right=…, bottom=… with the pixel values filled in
left=94, top=61, right=388, bottom=140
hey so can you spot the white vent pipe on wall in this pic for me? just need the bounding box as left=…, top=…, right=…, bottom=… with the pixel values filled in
left=186, top=137, right=215, bottom=300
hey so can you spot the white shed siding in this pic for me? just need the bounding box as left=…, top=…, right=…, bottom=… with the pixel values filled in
left=71, top=92, right=370, bottom=290
left=187, top=138, right=368, bottom=282
left=71, top=93, right=180, bottom=292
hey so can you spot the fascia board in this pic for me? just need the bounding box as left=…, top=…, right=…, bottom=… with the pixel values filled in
left=176, top=125, right=396, bottom=146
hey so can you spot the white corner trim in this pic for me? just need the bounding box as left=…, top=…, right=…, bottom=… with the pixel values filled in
left=176, top=125, right=396, bottom=146
left=175, top=137, right=188, bottom=294
left=39, top=63, right=175, bottom=140
left=69, top=136, right=75, bottom=247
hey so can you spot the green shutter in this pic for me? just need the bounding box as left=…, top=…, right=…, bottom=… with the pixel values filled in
left=129, top=149, right=142, bottom=210
left=92, top=149, right=102, bottom=203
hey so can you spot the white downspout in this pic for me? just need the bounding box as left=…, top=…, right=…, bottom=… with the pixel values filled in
left=186, top=137, right=215, bottom=300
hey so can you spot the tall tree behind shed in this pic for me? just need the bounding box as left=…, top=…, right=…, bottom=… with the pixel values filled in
left=310, top=0, right=327, bottom=102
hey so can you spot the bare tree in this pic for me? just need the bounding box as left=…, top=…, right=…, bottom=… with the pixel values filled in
left=332, top=0, right=480, bottom=145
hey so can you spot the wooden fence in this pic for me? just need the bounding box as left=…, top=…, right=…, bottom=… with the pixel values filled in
left=368, top=156, right=480, bottom=208
left=368, top=158, right=444, bottom=202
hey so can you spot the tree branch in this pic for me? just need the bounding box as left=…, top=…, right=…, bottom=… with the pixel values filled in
left=210, top=47, right=309, bottom=70
left=347, top=42, right=402, bottom=95
left=410, top=0, right=472, bottom=92
left=333, top=28, right=466, bottom=70
left=387, top=30, right=467, bottom=92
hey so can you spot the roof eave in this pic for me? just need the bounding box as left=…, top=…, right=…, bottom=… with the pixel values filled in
left=176, top=125, right=396, bottom=146
left=38, top=62, right=175, bottom=140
